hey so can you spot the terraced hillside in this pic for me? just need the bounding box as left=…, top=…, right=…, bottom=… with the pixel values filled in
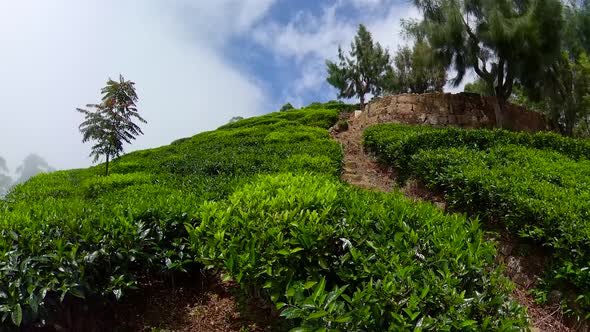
left=365, top=124, right=590, bottom=329
left=2, top=102, right=573, bottom=331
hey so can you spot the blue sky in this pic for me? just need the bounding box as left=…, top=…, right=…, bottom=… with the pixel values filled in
left=0, top=0, right=467, bottom=173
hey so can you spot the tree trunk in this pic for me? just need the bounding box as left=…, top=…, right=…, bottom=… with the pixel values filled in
left=360, top=94, right=365, bottom=112
left=105, top=154, right=110, bottom=176
left=493, top=97, right=506, bottom=129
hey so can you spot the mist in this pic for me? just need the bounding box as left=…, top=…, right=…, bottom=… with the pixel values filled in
left=0, top=1, right=267, bottom=175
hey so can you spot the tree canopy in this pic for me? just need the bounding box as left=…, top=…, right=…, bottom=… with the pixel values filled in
left=78, top=75, right=147, bottom=175
left=412, top=0, right=563, bottom=127
left=389, top=39, right=447, bottom=94
left=279, top=103, right=295, bottom=112
left=326, top=24, right=392, bottom=111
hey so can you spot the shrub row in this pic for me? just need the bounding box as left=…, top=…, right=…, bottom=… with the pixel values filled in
left=0, top=106, right=341, bottom=329
left=0, top=106, right=527, bottom=330
left=364, top=124, right=590, bottom=318
left=188, top=173, right=526, bottom=330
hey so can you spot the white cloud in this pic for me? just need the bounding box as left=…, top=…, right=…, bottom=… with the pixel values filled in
left=253, top=1, right=420, bottom=104
left=161, top=0, right=277, bottom=46
left=0, top=0, right=273, bottom=173
left=348, top=0, right=384, bottom=8
left=253, top=4, right=356, bottom=63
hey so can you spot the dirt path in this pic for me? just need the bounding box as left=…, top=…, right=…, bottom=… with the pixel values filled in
left=330, top=113, right=571, bottom=332
left=331, top=116, right=395, bottom=192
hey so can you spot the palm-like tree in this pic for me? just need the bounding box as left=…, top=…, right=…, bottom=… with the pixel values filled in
left=78, top=75, right=147, bottom=175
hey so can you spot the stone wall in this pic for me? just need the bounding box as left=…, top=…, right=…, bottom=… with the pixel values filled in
left=355, top=92, right=551, bottom=132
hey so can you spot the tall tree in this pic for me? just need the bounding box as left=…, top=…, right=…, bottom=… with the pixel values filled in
left=15, top=154, right=53, bottom=184
left=78, top=75, right=147, bottom=175
left=390, top=40, right=447, bottom=94
left=326, top=24, right=392, bottom=111
left=517, top=1, right=590, bottom=136
left=412, top=0, right=563, bottom=127
left=542, top=52, right=590, bottom=136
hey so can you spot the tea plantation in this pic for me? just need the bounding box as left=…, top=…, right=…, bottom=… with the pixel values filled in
left=0, top=104, right=529, bottom=330
left=365, top=124, right=590, bottom=320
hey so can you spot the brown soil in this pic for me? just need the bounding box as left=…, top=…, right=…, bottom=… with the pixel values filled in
left=111, top=272, right=284, bottom=332
left=109, top=272, right=283, bottom=332
left=32, top=271, right=285, bottom=332
left=330, top=113, right=573, bottom=332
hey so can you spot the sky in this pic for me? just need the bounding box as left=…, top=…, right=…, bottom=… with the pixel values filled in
left=0, top=0, right=471, bottom=174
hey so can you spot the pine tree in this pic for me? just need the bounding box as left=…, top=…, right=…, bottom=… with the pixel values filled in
left=412, top=0, right=563, bottom=127
left=78, top=75, right=147, bottom=175
left=326, top=24, right=392, bottom=111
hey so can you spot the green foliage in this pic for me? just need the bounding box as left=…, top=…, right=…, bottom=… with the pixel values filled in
left=279, top=103, right=295, bottom=112
left=0, top=103, right=527, bottom=329
left=77, top=75, right=147, bottom=175
left=187, top=173, right=526, bottom=330
left=463, top=79, right=494, bottom=96
left=365, top=124, right=590, bottom=318
left=326, top=24, right=392, bottom=111
left=412, top=0, right=563, bottom=126
left=389, top=39, right=447, bottom=94
left=538, top=52, right=590, bottom=136
left=0, top=103, right=341, bottom=329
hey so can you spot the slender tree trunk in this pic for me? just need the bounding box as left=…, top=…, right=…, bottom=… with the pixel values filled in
left=360, top=94, right=365, bottom=112
left=493, top=97, right=506, bottom=129
left=105, top=154, right=110, bottom=176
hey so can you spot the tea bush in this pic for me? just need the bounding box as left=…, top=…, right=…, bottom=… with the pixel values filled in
left=364, top=124, right=590, bottom=318
left=187, top=173, right=526, bottom=330
left=0, top=104, right=527, bottom=330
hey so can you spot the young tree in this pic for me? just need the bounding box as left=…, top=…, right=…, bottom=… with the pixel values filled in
left=326, top=24, right=392, bottom=111
left=412, top=0, right=563, bottom=127
left=78, top=75, right=147, bottom=175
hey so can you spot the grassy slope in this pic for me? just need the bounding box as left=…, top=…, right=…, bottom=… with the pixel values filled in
left=1, top=104, right=526, bottom=330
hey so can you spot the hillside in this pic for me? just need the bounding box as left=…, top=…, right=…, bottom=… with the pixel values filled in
left=1, top=100, right=588, bottom=331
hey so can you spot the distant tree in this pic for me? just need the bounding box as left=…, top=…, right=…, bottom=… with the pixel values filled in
left=228, top=116, right=244, bottom=123
left=463, top=79, right=494, bottom=96
left=562, top=0, right=590, bottom=56
left=412, top=0, right=563, bottom=127
left=389, top=40, right=447, bottom=94
left=326, top=24, right=392, bottom=111
left=0, top=157, right=12, bottom=195
left=77, top=75, right=147, bottom=176
left=0, top=157, right=8, bottom=174
left=516, top=2, right=590, bottom=136
left=279, top=103, right=294, bottom=112
left=536, top=52, right=590, bottom=136
left=15, top=154, right=53, bottom=184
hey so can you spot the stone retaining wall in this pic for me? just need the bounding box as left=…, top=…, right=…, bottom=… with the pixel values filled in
left=355, top=93, right=551, bottom=132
